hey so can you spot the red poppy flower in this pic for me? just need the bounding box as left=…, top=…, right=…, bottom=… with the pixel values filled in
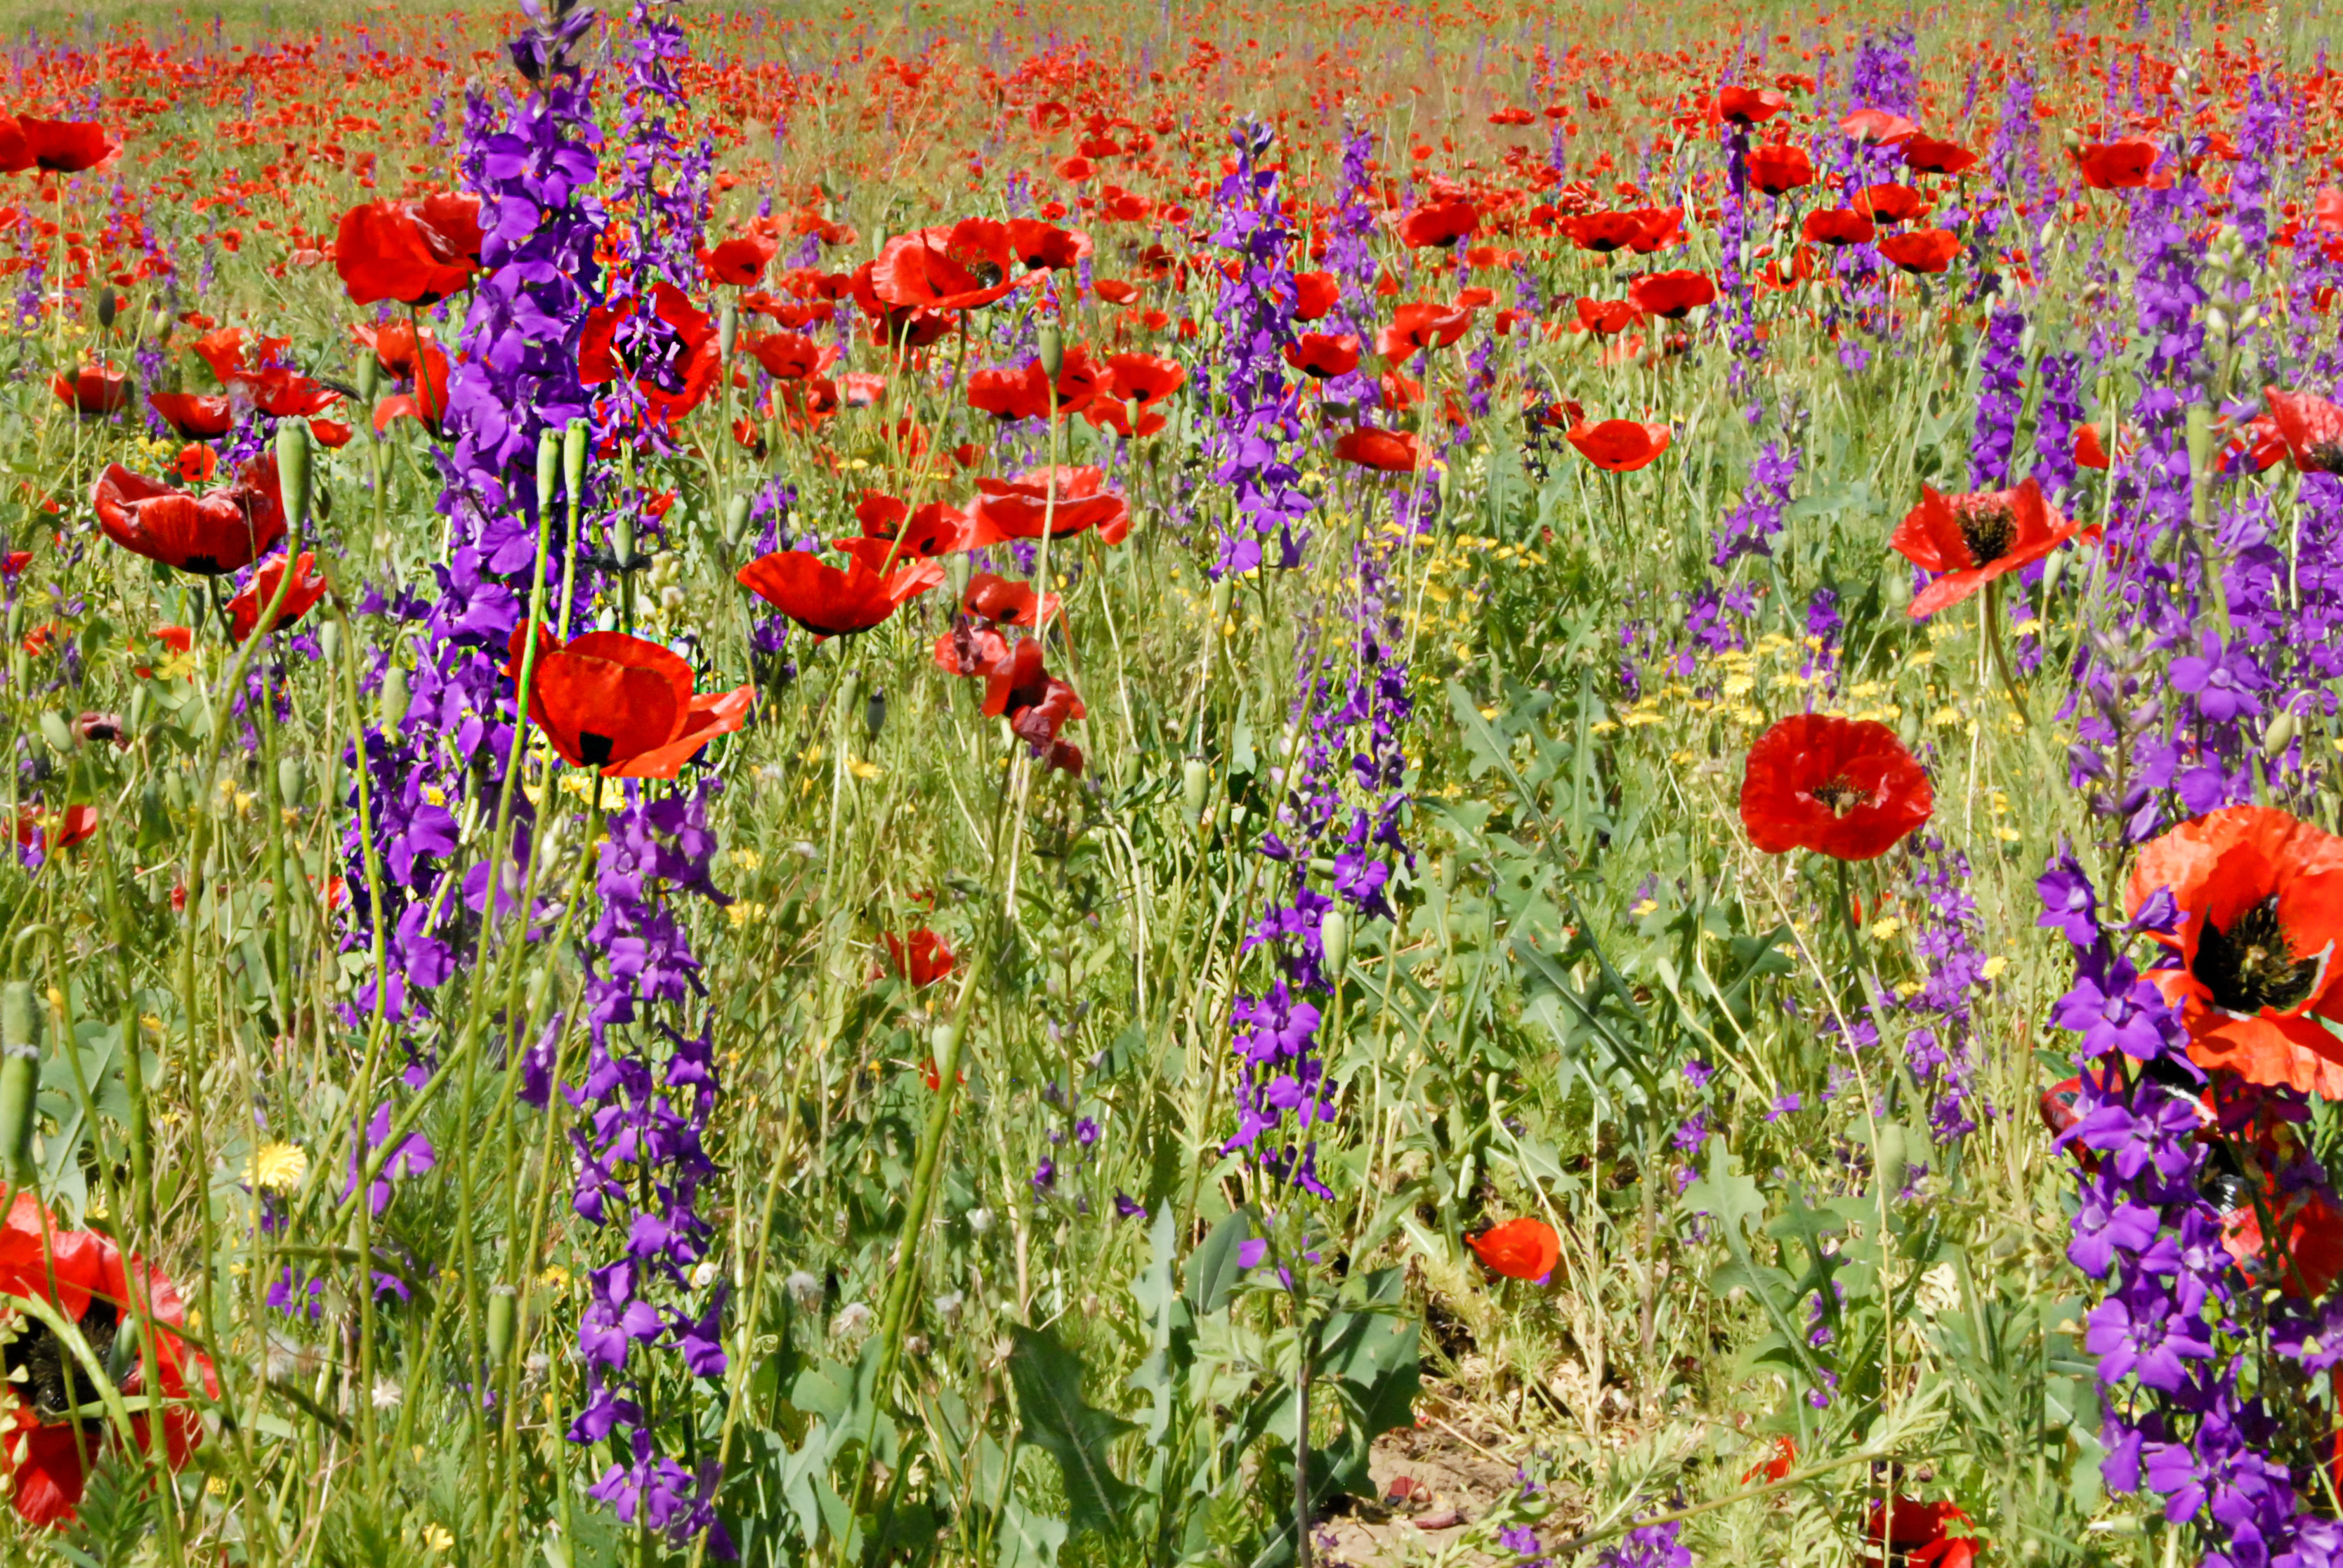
left=743, top=329, right=824, bottom=381
left=173, top=444, right=216, bottom=485
left=577, top=282, right=721, bottom=424
left=2224, top=1185, right=2343, bottom=1298
left=1333, top=427, right=1422, bottom=472
left=1742, top=1436, right=1797, bottom=1485
left=2075, top=139, right=2160, bottom=190
left=1561, top=209, right=1648, bottom=253
left=333, top=195, right=483, bottom=306
left=1105, top=353, right=1183, bottom=411
left=351, top=320, right=428, bottom=379
left=503, top=624, right=754, bottom=777
left=1890, top=478, right=2077, bottom=619
left=15, top=804, right=98, bottom=854
left=1853, top=182, right=1929, bottom=224
left=2264, top=388, right=2343, bottom=473
left=0, top=1193, right=216, bottom=1527
left=1745, top=142, right=1815, bottom=195
left=1622, top=205, right=1685, bottom=253
left=841, top=496, right=973, bottom=565
left=700, top=234, right=778, bottom=287
left=737, top=550, right=943, bottom=638
left=1739, top=713, right=1934, bottom=862
left=967, top=362, right=1053, bottom=421
left=1006, top=218, right=1089, bottom=271
left=980, top=637, right=1085, bottom=773
left=967, top=466, right=1130, bottom=545
left=1575, top=298, right=1641, bottom=336
left=964, top=571, right=1058, bottom=628
left=1877, top=228, right=1960, bottom=274
left=1566, top=419, right=1671, bottom=473
left=886, top=928, right=956, bottom=988
left=372, top=343, right=452, bottom=438
left=1865, top=1497, right=1980, bottom=1568
left=93, top=458, right=287, bottom=577
left=1902, top=135, right=1978, bottom=176
left=1398, top=198, right=1478, bottom=249
left=148, top=390, right=233, bottom=440
left=1840, top=108, right=1918, bottom=145
left=1801, top=208, right=1877, bottom=246
left=1715, top=84, right=1787, bottom=125
left=1626, top=270, right=1715, bottom=319
left=226, top=552, right=328, bottom=643
left=49, top=367, right=129, bottom=417
left=872, top=219, right=1036, bottom=312
left=2075, top=423, right=2111, bottom=469
left=1466, top=1218, right=1559, bottom=1282
left=9, top=116, right=119, bottom=174
left=1282, top=332, right=1361, bottom=379
left=1293, top=270, right=1340, bottom=320
left=1375, top=302, right=1472, bottom=364
left=2128, top=805, right=2343, bottom=1098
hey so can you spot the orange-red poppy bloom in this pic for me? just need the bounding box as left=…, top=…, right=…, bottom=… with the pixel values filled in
left=1398, top=198, right=1477, bottom=249
left=1716, top=85, right=1787, bottom=125
left=1292, top=270, right=1341, bottom=320
left=502, top=625, right=754, bottom=777
left=1284, top=332, right=1362, bottom=379
left=2128, top=805, right=2343, bottom=1099
left=964, top=571, right=1058, bottom=628
left=1376, top=302, right=1473, bottom=364
left=2075, top=139, right=2160, bottom=190
left=373, top=343, right=452, bottom=438
left=700, top=233, right=778, bottom=287
left=967, top=466, right=1131, bottom=545
left=578, top=283, right=721, bottom=424
left=886, top=928, right=956, bottom=988
left=50, top=368, right=129, bottom=418
left=332, top=194, right=483, bottom=306
left=743, top=329, right=825, bottom=381
left=1745, top=142, right=1815, bottom=195
left=226, top=553, right=328, bottom=643
left=1865, top=1498, right=1980, bottom=1568
left=1801, top=208, right=1877, bottom=246
left=173, top=444, right=217, bottom=485
left=736, top=550, right=943, bottom=638
left=93, top=459, right=287, bottom=576
left=149, top=390, right=232, bottom=440
left=1840, top=108, right=1918, bottom=145
left=352, top=320, right=430, bottom=379
left=2264, top=388, right=2343, bottom=473
left=1739, top=713, right=1934, bottom=862
left=15, top=804, right=98, bottom=855
left=1889, top=477, right=2077, bottom=619
left=871, top=219, right=1036, bottom=312
left=0, top=1194, right=216, bottom=1527
left=1626, top=270, right=1715, bottom=319
left=1467, top=1218, right=1559, bottom=1282
left=1566, top=419, right=1670, bottom=472
left=1877, top=228, right=1960, bottom=274
left=1333, top=427, right=1423, bottom=472
left=2, top=115, right=120, bottom=174
left=1853, top=182, right=1929, bottom=224
left=1902, top=135, right=1978, bottom=176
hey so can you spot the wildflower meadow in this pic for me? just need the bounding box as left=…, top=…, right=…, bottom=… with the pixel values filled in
left=1, top=0, right=2342, bottom=1562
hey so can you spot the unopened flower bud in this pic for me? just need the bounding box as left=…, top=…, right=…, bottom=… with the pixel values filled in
left=277, top=756, right=306, bottom=810
left=485, top=1285, right=516, bottom=1364
left=379, top=665, right=410, bottom=732
left=1037, top=324, right=1065, bottom=381
left=1320, top=909, right=1351, bottom=973
left=2262, top=706, right=2299, bottom=760
left=1181, top=758, right=1211, bottom=822
left=276, top=419, right=313, bottom=532
left=536, top=426, right=562, bottom=514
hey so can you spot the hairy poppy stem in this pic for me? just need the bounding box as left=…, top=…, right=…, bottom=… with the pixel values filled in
left=1982, top=577, right=2028, bottom=727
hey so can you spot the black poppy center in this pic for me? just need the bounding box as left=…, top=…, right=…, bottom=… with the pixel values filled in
left=2307, top=440, right=2343, bottom=475
left=2196, top=895, right=2322, bottom=1015
left=185, top=554, right=227, bottom=576
left=1809, top=775, right=1870, bottom=817
left=1956, top=502, right=2017, bottom=567
left=5, top=1298, right=121, bottom=1419
left=578, top=732, right=616, bottom=767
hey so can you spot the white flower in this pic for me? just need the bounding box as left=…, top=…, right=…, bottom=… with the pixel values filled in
left=785, top=1270, right=822, bottom=1311
left=371, top=1378, right=405, bottom=1411
left=830, top=1302, right=874, bottom=1339
left=966, top=1207, right=994, bottom=1236
left=935, top=1291, right=964, bottom=1323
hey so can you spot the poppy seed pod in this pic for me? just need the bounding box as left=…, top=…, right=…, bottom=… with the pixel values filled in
left=355, top=354, right=380, bottom=405
left=2262, top=707, right=2299, bottom=760
left=318, top=618, right=340, bottom=666
left=1038, top=325, right=1065, bottom=381
left=277, top=756, right=305, bottom=810
left=94, top=287, right=116, bottom=330
left=275, top=419, right=313, bottom=532
left=865, top=686, right=886, bottom=742
left=1181, top=758, right=1211, bottom=822
left=723, top=494, right=751, bottom=551
left=535, top=426, right=562, bottom=513
left=379, top=664, right=410, bottom=731
left=612, top=513, right=636, bottom=570
left=1320, top=910, right=1351, bottom=973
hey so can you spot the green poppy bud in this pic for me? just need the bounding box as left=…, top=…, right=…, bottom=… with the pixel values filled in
left=277, top=756, right=306, bottom=810
left=865, top=686, right=886, bottom=743
left=536, top=426, right=562, bottom=515
left=275, top=419, right=313, bottom=533
left=1320, top=910, right=1351, bottom=973
left=612, top=513, right=636, bottom=570
left=1038, top=324, right=1064, bottom=381
left=2263, top=707, right=2299, bottom=760
left=486, top=1285, right=517, bottom=1365
left=95, top=287, right=116, bottom=330
left=37, top=712, right=72, bottom=755
left=0, top=983, right=36, bottom=1186
left=718, top=302, right=738, bottom=360
left=318, top=619, right=341, bottom=666
left=1874, top=1122, right=1908, bottom=1197
left=355, top=355, right=380, bottom=405
left=723, top=494, right=751, bottom=551
left=836, top=668, right=860, bottom=727
left=379, top=664, right=410, bottom=732
left=563, top=418, right=589, bottom=511
left=1208, top=577, right=1233, bottom=624
left=1181, top=758, right=1211, bottom=822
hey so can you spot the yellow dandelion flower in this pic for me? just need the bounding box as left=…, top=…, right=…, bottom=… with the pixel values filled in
left=247, top=1142, right=309, bottom=1193
left=1981, top=955, right=2009, bottom=981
